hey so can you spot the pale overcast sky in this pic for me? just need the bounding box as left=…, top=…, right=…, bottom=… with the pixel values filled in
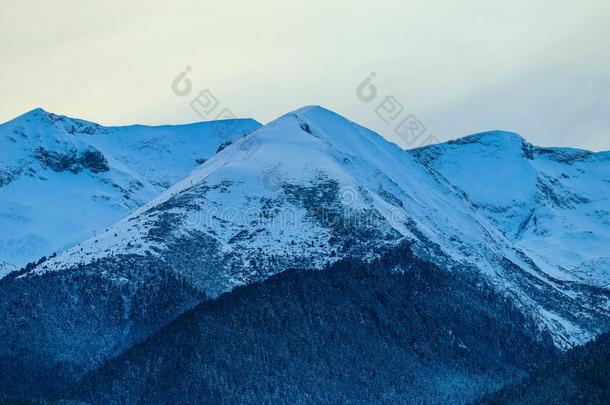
left=1, top=0, right=609, bottom=150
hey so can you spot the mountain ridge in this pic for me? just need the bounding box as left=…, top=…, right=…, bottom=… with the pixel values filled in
left=421, top=128, right=609, bottom=155
left=20, top=105, right=610, bottom=346
left=65, top=243, right=558, bottom=404
left=0, top=105, right=608, bottom=399
left=0, top=108, right=261, bottom=265
left=410, top=129, right=610, bottom=292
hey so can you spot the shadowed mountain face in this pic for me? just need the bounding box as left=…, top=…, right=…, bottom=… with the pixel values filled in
left=0, top=108, right=261, bottom=266
left=65, top=245, right=557, bottom=404
left=478, top=331, right=610, bottom=404
left=0, top=106, right=608, bottom=401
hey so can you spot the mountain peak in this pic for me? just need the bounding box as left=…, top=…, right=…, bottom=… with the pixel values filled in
left=2, top=107, right=95, bottom=130
left=450, top=130, right=527, bottom=148
left=25, top=107, right=49, bottom=116
left=3, top=107, right=52, bottom=124
left=0, top=109, right=261, bottom=266
left=271, top=105, right=353, bottom=126
left=289, top=104, right=329, bottom=115
left=424, top=129, right=602, bottom=164
left=266, top=105, right=344, bottom=130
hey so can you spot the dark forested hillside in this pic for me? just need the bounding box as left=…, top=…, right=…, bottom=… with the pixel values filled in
left=65, top=247, right=557, bottom=404
left=0, top=257, right=206, bottom=399
left=478, top=331, right=610, bottom=404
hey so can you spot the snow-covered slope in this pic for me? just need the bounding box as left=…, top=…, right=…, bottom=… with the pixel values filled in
left=411, top=132, right=610, bottom=289
left=0, top=260, right=15, bottom=279
left=0, top=108, right=261, bottom=266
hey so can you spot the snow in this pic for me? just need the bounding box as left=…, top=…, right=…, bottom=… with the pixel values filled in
left=0, top=108, right=261, bottom=266
left=412, top=132, right=610, bottom=289
left=44, top=106, right=509, bottom=274
left=0, top=260, right=15, bottom=279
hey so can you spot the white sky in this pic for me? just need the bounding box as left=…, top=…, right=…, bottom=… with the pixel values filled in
left=1, top=0, right=609, bottom=150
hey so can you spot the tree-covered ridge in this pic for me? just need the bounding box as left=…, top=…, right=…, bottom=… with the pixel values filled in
left=478, top=331, right=610, bottom=404
left=65, top=245, right=556, bottom=404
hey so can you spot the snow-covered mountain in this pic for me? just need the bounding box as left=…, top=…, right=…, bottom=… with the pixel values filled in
left=0, top=106, right=608, bottom=398
left=0, top=108, right=261, bottom=266
left=33, top=106, right=610, bottom=343
left=410, top=132, right=610, bottom=289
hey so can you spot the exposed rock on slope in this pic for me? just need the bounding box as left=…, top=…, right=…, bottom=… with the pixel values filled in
left=0, top=108, right=261, bottom=266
